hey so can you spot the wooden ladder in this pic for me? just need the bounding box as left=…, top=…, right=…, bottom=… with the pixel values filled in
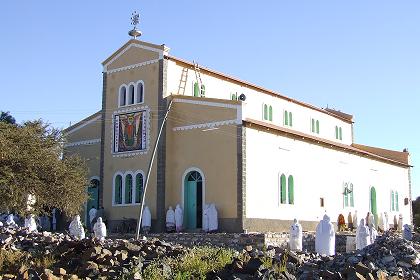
left=177, top=67, right=189, bottom=95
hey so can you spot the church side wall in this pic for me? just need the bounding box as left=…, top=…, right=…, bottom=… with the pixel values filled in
left=244, top=127, right=411, bottom=232
left=165, top=59, right=352, bottom=145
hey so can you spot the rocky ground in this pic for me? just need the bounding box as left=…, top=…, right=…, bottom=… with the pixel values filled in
left=0, top=226, right=418, bottom=279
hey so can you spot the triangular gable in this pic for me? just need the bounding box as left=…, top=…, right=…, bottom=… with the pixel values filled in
left=102, top=39, right=168, bottom=72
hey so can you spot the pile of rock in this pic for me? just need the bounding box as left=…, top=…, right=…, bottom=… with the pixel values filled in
left=212, top=232, right=419, bottom=280
left=0, top=227, right=185, bottom=279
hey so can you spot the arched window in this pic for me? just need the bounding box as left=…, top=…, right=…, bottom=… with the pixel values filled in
left=288, top=175, right=294, bottom=204
left=268, top=105, right=273, bottom=121
left=316, top=120, right=320, bottom=134
left=343, top=183, right=349, bottom=207
left=284, top=111, right=289, bottom=125
left=395, top=191, right=399, bottom=211
left=114, top=175, right=122, bottom=204
left=280, top=174, right=287, bottom=204
left=391, top=191, right=395, bottom=211
left=289, top=112, right=293, bottom=126
left=263, top=104, right=268, bottom=120
left=135, top=173, right=144, bottom=203
left=128, top=84, right=135, bottom=105
left=349, top=183, right=354, bottom=207
left=119, top=86, right=127, bottom=107
left=200, top=84, right=206, bottom=97
left=339, top=127, right=343, bottom=140
left=125, top=174, right=133, bottom=204
left=136, top=82, right=144, bottom=103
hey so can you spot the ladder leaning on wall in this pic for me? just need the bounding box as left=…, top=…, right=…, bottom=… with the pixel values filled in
left=193, top=60, right=205, bottom=97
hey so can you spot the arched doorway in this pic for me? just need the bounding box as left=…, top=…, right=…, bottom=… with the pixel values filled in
left=183, top=170, right=203, bottom=230
left=370, top=186, right=378, bottom=225
left=87, top=178, right=99, bottom=228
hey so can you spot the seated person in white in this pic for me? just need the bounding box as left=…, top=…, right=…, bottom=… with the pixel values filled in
left=24, top=215, right=37, bottom=232
left=356, top=218, right=370, bottom=250
left=93, top=217, right=107, bottom=240
left=175, top=204, right=183, bottom=233
left=69, top=215, right=85, bottom=240
left=289, top=218, right=303, bottom=251
left=165, top=206, right=175, bottom=232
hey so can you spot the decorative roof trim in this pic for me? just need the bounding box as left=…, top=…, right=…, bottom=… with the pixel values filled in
left=173, top=98, right=239, bottom=109
left=173, top=119, right=238, bottom=131
left=106, top=59, right=159, bottom=74
left=103, top=42, right=163, bottom=72
left=64, top=113, right=101, bottom=135
left=64, top=138, right=101, bottom=148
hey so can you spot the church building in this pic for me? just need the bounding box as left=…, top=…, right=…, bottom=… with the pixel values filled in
left=64, top=23, right=413, bottom=233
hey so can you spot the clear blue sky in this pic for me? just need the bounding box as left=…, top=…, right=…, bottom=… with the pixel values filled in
left=1, top=1, right=419, bottom=198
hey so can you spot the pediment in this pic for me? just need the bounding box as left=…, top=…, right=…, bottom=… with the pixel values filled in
left=103, top=40, right=167, bottom=72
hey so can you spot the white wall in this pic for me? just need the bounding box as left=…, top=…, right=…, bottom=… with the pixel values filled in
left=245, top=127, right=411, bottom=226
left=166, top=60, right=352, bottom=145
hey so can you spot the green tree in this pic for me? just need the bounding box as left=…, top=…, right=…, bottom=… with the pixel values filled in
left=0, top=120, right=88, bottom=217
left=0, top=111, right=16, bottom=125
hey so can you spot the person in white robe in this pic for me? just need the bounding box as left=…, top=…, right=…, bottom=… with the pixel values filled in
left=24, top=215, right=37, bottom=232
left=289, top=218, right=303, bottom=251
left=93, top=217, right=107, bottom=240
left=383, top=212, right=389, bottom=232
left=315, top=214, right=335, bottom=256
left=397, top=214, right=403, bottom=231
left=175, top=204, right=183, bottom=232
left=368, top=223, right=377, bottom=244
left=88, top=206, right=97, bottom=229
left=402, top=224, right=412, bottom=241
left=69, top=215, right=85, bottom=240
left=208, top=203, right=218, bottom=232
left=356, top=218, right=370, bottom=250
left=378, top=212, right=385, bottom=232
left=6, top=214, right=17, bottom=227
left=165, top=206, right=175, bottom=232
left=141, top=206, right=151, bottom=234
left=393, top=215, right=398, bottom=230
left=353, top=211, right=358, bottom=231
left=202, top=204, right=210, bottom=233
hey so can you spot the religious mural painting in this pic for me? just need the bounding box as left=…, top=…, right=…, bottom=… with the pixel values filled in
left=113, top=110, right=147, bottom=153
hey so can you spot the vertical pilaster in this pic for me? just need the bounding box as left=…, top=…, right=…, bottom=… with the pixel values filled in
left=99, top=72, right=107, bottom=208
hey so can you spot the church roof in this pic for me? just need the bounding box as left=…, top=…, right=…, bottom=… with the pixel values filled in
left=63, top=111, right=102, bottom=135
left=244, top=118, right=411, bottom=168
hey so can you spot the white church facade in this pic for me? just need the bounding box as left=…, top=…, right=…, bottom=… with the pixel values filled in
left=64, top=36, right=412, bottom=233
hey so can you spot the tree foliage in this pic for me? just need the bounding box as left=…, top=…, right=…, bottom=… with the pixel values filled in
left=0, top=111, right=16, bottom=125
left=0, top=120, right=88, bottom=217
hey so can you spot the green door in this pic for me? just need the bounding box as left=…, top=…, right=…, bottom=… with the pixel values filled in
left=87, top=179, right=99, bottom=228
left=185, top=181, right=197, bottom=229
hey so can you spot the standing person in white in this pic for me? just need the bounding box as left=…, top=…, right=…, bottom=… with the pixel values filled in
left=165, top=206, right=175, bottom=232
left=202, top=204, right=210, bottom=233
left=141, top=206, right=151, bottom=234
left=69, top=215, right=85, bottom=240
left=175, top=204, right=183, bottom=232
left=24, top=214, right=37, bottom=232
left=315, top=214, right=335, bottom=256
left=356, top=218, right=370, bottom=250
left=208, top=204, right=218, bottom=232
left=289, top=218, right=303, bottom=251
left=88, top=206, right=97, bottom=230
left=353, top=211, right=358, bottom=231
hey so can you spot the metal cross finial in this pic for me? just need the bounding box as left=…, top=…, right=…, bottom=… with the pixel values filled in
left=131, top=11, right=140, bottom=28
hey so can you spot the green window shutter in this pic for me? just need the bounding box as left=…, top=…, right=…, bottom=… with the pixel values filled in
left=316, top=120, right=320, bottom=134
left=200, top=84, right=205, bottom=97
left=288, top=175, right=294, bottom=204
left=350, top=184, right=354, bottom=207
left=284, top=111, right=288, bottom=125
left=396, top=192, right=399, bottom=211
left=269, top=106, right=273, bottom=121
left=339, top=127, right=343, bottom=140
left=263, top=104, right=268, bottom=120
left=135, top=173, right=143, bottom=203
left=125, top=174, right=133, bottom=204
left=370, top=187, right=377, bottom=215
left=335, top=126, right=338, bottom=139
left=115, top=175, right=122, bottom=204
left=280, top=174, right=286, bottom=204
left=289, top=112, right=293, bottom=126
left=344, top=183, right=348, bottom=207
left=391, top=191, right=394, bottom=211
left=311, top=119, right=315, bottom=132
left=193, top=82, right=199, bottom=97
